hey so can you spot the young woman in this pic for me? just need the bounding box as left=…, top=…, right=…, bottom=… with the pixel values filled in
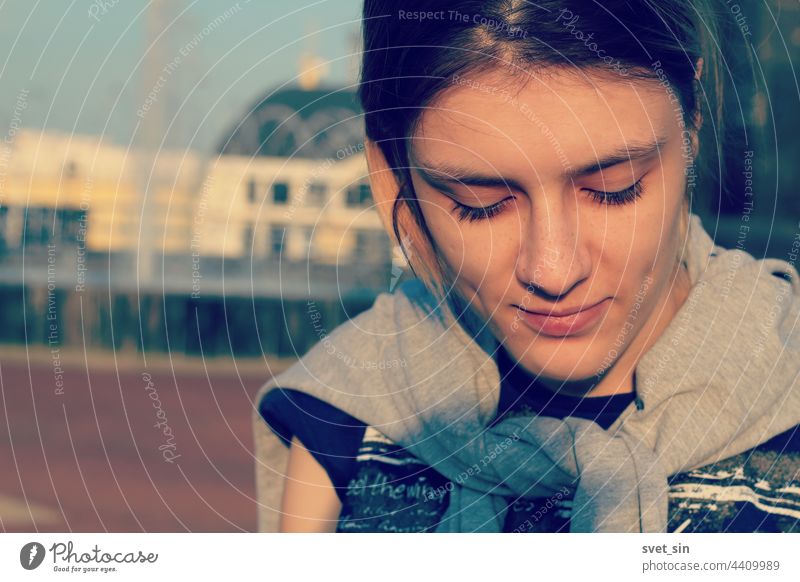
left=253, top=0, right=800, bottom=533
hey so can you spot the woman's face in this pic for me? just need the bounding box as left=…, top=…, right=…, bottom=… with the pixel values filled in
left=407, top=66, right=694, bottom=395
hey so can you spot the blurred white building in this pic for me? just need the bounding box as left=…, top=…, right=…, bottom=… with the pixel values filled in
left=0, top=85, right=393, bottom=271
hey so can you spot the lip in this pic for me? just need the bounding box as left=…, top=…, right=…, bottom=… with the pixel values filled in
left=514, top=298, right=610, bottom=337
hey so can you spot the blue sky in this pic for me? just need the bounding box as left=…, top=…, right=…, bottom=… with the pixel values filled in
left=0, top=0, right=362, bottom=152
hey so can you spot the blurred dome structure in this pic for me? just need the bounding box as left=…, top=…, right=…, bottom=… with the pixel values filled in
left=217, top=85, right=363, bottom=159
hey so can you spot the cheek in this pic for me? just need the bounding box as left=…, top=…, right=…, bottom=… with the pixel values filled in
left=582, top=177, right=685, bottom=321
left=612, top=160, right=686, bottom=267
left=602, top=176, right=685, bottom=322
left=418, top=198, right=520, bottom=290
left=634, top=162, right=686, bottom=271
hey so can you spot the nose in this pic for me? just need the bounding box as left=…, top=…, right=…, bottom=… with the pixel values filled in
left=514, top=197, right=592, bottom=300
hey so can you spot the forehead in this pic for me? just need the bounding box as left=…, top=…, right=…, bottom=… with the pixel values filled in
left=412, top=67, right=677, bottom=175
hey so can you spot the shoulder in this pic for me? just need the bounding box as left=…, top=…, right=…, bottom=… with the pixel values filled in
left=259, top=387, right=368, bottom=493
left=259, top=387, right=367, bottom=448
left=672, top=422, right=800, bottom=479
left=257, top=282, right=435, bottom=399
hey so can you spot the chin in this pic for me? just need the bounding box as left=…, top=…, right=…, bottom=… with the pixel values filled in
left=508, top=340, right=608, bottom=381
left=533, top=359, right=603, bottom=382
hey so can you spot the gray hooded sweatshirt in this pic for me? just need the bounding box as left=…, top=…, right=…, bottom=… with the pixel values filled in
left=252, top=213, right=800, bottom=532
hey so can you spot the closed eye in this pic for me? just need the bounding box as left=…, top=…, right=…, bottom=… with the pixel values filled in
left=450, top=196, right=515, bottom=222
left=584, top=179, right=644, bottom=206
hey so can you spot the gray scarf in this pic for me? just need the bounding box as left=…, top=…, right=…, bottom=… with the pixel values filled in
left=254, top=213, right=800, bottom=532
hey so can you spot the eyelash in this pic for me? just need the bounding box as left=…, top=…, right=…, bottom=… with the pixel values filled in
left=585, top=179, right=644, bottom=206
left=451, top=197, right=514, bottom=222
left=450, top=179, right=645, bottom=223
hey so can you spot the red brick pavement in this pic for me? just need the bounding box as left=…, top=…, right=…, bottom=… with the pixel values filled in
left=0, top=350, right=288, bottom=532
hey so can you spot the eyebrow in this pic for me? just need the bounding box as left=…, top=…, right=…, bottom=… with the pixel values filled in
left=410, top=135, right=668, bottom=193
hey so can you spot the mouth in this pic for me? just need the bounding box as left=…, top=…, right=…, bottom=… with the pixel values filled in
left=512, top=298, right=611, bottom=337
